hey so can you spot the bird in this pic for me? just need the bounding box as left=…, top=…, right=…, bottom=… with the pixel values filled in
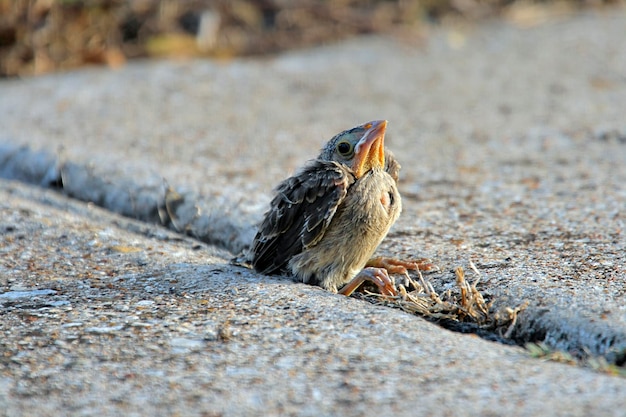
left=250, top=120, right=432, bottom=296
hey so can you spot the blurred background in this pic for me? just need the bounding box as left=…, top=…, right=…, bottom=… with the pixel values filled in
left=0, top=0, right=621, bottom=77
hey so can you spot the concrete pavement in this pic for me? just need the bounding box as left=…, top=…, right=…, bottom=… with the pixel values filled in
left=1, top=9, right=625, bottom=416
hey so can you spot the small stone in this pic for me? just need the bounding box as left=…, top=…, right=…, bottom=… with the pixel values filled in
left=135, top=300, right=155, bottom=307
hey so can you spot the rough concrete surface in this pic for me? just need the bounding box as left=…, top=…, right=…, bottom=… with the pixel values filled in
left=1, top=9, right=625, bottom=416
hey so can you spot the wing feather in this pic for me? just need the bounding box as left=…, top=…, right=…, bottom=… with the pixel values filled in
left=251, top=160, right=354, bottom=274
left=384, top=149, right=400, bottom=183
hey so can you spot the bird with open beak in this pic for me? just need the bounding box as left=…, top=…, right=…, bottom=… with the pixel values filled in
left=251, top=120, right=430, bottom=296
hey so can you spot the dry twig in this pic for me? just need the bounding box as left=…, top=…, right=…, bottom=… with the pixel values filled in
left=364, top=260, right=528, bottom=339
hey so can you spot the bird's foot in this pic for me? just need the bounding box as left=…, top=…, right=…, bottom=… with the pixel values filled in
left=367, top=256, right=439, bottom=276
left=338, top=267, right=397, bottom=297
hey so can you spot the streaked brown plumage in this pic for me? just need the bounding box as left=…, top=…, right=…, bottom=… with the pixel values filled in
left=251, top=120, right=414, bottom=295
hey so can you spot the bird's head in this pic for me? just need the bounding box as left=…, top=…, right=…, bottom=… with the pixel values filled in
left=319, top=120, right=387, bottom=178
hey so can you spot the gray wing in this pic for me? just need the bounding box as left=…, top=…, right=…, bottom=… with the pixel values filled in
left=385, top=149, right=401, bottom=183
left=251, top=160, right=354, bottom=275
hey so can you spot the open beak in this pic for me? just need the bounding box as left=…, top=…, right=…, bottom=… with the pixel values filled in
left=352, top=120, right=387, bottom=178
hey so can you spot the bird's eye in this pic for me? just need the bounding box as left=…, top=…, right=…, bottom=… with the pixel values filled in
left=336, top=141, right=354, bottom=157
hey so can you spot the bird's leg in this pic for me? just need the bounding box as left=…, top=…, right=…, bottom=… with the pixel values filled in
left=367, top=256, right=438, bottom=275
left=338, top=267, right=397, bottom=297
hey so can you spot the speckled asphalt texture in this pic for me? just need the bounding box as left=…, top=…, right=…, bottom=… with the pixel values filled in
left=1, top=10, right=625, bottom=416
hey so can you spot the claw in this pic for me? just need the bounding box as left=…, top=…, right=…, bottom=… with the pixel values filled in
left=367, top=256, right=439, bottom=275
left=339, top=267, right=397, bottom=297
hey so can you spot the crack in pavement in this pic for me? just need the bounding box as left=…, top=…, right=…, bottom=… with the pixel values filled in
left=2, top=142, right=624, bottom=368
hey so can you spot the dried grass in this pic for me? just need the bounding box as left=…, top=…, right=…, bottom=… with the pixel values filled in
left=361, top=261, right=626, bottom=376
left=364, top=260, right=529, bottom=340
left=527, top=342, right=626, bottom=377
